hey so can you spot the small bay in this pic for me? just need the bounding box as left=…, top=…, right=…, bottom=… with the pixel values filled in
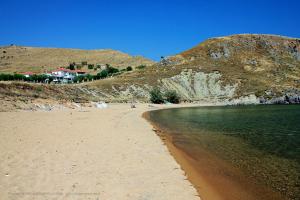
left=147, top=105, right=300, bottom=200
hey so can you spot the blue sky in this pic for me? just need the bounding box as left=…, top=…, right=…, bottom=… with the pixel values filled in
left=0, top=0, right=299, bottom=60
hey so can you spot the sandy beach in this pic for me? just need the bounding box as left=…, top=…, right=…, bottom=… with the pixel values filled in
left=0, top=104, right=200, bottom=200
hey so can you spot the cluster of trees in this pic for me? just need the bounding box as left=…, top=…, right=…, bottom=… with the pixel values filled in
left=72, top=66, right=125, bottom=83
left=68, top=61, right=136, bottom=72
left=0, top=73, right=52, bottom=83
left=67, top=61, right=92, bottom=70
left=149, top=88, right=180, bottom=104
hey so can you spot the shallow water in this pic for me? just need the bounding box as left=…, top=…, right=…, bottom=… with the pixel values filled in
left=148, top=105, right=300, bottom=200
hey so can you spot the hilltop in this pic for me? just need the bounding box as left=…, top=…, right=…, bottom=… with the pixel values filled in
left=1, top=34, right=300, bottom=111
left=0, top=45, right=154, bottom=73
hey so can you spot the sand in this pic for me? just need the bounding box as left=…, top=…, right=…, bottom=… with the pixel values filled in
left=0, top=104, right=200, bottom=200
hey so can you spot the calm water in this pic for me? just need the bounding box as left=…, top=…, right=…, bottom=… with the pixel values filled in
left=148, top=105, right=300, bottom=199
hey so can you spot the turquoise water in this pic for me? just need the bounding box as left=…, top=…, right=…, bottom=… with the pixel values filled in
left=148, top=105, right=300, bottom=199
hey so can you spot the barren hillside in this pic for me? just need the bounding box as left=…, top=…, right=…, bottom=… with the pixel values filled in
left=1, top=34, right=300, bottom=111
left=86, top=34, right=300, bottom=103
left=0, top=45, right=154, bottom=73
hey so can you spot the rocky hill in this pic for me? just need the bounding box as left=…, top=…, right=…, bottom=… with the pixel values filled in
left=0, top=45, right=154, bottom=73
left=1, top=34, right=300, bottom=111
left=86, top=34, right=300, bottom=104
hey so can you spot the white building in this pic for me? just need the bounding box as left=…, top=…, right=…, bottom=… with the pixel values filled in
left=51, top=68, right=86, bottom=83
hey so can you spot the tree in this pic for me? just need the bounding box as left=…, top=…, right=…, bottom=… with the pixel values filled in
left=98, top=69, right=108, bottom=78
left=69, top=62, right=76, bottom=70
left=126, top=66, right=133, bottom=71
left=73, top=76, right=84, bottom=83
left=76, top=64, right=82, bottom=69
left=86, top=74, right=93, bottom=81
left=13, top=74, right=25, bottom=81
left=0, top=74, right=12, bottom=81
left=150, top=87, right=164, bottom=104
left=136, top=65, right=146, bottom=70
left=107, top=66, right=119, bottom=75
left=88, top=64, right=94, bottom=69
left=165, top=90, right=180, bottom=104
left=48, top=76, right=54, bottom=83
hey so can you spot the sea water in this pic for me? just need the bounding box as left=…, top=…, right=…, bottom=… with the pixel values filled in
left=148, top=105, right=300, bottom=199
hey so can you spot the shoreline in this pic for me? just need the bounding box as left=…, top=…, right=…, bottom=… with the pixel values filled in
left=143, top=108, right=287, bottom=200
left=143, top=112, right=223, bottom=200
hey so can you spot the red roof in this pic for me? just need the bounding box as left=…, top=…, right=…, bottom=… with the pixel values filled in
left=74, top=70, right=86, bottom=73
left=51, top=68, right=71, bottom=72
left=20, top=71, right=35, bottom=75
left=51, top=68, right=86, bottom=73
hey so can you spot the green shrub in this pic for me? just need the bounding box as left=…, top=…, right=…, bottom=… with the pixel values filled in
left=136, top=65, right=146, bottom=70
left=126, top=66, right=133, bottom=71
left=93, top=74, right=100, bottom=80
left=73, top=76, right=84, bottom=83
left=88, top=64, right=94, bottom=69
left=73, top=76, right=79, bottom=83
left=165, top=90, right=180, bottom=104
left=13, top=74, right=26, bottom=80
left=0, top=74, right=13, bottom=81
left=150, top=87, right=164, bottom=104
left=98, top=69, right=108, bottom=78
left=68, top=62, right=76, bottom=70
left=82, top=61, right=88, bottom=66
left=48, top=76, right=53, bottom=83
left=76, top=65, right=82, bottom=69
left=86, top=74, right=93, bottom=81
left=107, top=66, right=119, bottom=75
left=35, top=86, right=43, bottom=92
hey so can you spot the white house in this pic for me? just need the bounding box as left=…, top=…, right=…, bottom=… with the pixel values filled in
left=51, top=68, right=86, bottom=83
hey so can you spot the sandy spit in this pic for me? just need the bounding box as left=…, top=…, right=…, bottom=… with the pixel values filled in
left=0, top=103, right=201, bottom=200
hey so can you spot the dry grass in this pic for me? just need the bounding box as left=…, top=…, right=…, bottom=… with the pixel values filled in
left=89, top=34, right=300, bottom=97
left=0, top=46, right=154, bottom=73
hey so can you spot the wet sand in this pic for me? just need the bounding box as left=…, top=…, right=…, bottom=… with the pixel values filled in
left=0, top=104, right=200, bottom=200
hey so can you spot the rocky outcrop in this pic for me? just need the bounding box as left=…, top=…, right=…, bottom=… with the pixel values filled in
left=93, top=70, right=262, bottom=105
left=159, top=70, right=237, bottom=102
left=259, top=89, right=300, bottom=104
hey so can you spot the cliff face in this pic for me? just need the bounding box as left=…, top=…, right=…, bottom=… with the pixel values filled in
left=160, top=70, right=237, bottom=101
